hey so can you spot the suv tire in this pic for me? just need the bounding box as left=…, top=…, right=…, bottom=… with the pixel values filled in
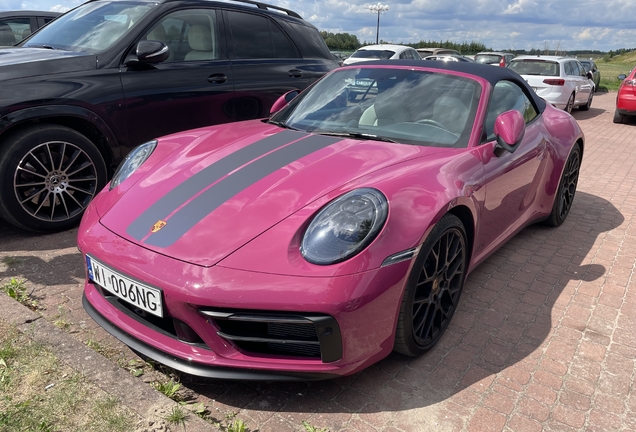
left=0, top=125, right=108, bottom=232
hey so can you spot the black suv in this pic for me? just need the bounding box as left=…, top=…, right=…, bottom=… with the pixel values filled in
left=0, top=0, right=337, bottom=232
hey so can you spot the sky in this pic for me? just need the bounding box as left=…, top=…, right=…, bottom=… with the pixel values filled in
left=1, top=0, right=635, bottom=52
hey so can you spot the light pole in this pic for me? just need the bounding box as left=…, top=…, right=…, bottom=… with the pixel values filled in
left=368, top=3, right=389, bottom=45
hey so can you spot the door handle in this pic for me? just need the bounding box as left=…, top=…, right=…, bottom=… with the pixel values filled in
left=208, top=74, right=227, bottom=84
left=288, top=69, right=303, bottom=78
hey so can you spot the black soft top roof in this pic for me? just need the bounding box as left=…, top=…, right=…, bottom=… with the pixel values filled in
left=355, top=60, right=547, bottom=112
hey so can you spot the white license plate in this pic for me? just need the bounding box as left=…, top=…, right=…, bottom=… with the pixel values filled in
left=86, top=255, right=163, bottom=318
left=355, top=79, right=373, bottom=86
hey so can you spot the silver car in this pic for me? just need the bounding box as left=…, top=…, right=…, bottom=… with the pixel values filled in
left=508, top=56, right=594, bottom=113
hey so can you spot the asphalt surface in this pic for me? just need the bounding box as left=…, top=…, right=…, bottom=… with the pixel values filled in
left=0, top=91, right=634, bottom=432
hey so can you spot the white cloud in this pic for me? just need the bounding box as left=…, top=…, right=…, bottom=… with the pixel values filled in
left=1, top=0, right=635, bottom=51
left=49, top=4, right=69, bottom=12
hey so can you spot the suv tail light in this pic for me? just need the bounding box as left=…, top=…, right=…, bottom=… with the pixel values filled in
left=499, top=57, right=505, bottom=67
left=624, top=79, right=636, bottom=86
left=543, top=79, right=565, bottom=86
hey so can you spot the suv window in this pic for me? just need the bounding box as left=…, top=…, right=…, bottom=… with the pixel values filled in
left=574, top=61, right=585, bottom=77
left=227, top=11, right=298, bottom=59
left=144, top=9, right=220, bottom=62
left=0, top=18, right=31, bottom=45
left=485, top=80, right=537, bottom=139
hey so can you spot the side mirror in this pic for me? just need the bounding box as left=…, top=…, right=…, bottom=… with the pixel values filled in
left=270, top=90, right=299, bottom=115
left=618, top=74, right=627, bottom=81
left=587, top=71, right=593, bottom=80
left=136, top=40, right=169, bottom=64
left=494, top=109, right=525, bottom=153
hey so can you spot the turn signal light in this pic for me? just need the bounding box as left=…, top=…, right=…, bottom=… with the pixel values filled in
left=543, top=79, right=565, bottom=86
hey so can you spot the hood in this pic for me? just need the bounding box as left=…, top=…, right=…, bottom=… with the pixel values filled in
left=100, top=122, right=442, bottom=267
left=0, top=48, right=96, bottom=81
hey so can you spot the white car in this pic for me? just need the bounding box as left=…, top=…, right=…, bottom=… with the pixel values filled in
left=508, top=56, right=594, bottom=113
left=343, top=44, right=421, bottom=65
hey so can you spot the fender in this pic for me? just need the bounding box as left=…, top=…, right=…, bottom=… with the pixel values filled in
left=0, top=104, right=122, bottom=161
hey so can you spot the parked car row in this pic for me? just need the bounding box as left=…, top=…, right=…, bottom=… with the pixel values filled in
left=0, top=1, right=595, bottom=381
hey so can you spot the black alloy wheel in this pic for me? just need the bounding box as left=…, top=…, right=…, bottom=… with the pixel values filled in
left=0, top=125, right=107, bottom=232
left=394, top=214, right=467, bottom=356
left=544, top=143, right=581, bottom=227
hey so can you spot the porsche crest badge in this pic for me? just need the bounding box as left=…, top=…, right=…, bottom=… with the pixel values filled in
left=151, top=220, right=167, bottom=233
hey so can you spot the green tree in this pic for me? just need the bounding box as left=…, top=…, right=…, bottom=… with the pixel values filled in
left=320, top=31, right=361, bottom=51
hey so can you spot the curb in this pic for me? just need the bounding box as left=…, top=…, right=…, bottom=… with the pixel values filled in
left=0, top=292, right=217, bottom=432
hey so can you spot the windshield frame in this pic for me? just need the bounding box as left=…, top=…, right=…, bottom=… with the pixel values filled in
left=271, top=66, right=483, bottom=149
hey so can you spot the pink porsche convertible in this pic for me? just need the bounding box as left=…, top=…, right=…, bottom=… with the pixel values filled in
left=79, top=61, right=583, bottom=380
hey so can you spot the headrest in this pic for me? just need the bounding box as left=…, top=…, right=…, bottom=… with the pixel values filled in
left=188, top=25, right=212, bottom=51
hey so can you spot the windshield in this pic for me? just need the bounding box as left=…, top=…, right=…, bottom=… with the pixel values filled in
left=579, top=61, right=592, bottom=72
left=271, top=68, right=481, bottom=148
left=509, top=60, right=559, bottom=77
left=351, top=49, right=395, bottom=59
left=23, top=1, right=154, bottom=53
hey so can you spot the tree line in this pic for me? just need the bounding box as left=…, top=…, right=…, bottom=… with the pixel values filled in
left=319, top=31, right=636, bottom=57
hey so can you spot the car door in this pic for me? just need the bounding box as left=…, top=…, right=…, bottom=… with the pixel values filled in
left=565, top=61, right=590, bottom=105
left=473, top=80, right=548, bottom=262
left=224, top=9, right=312, bottom=120
left=120, top=8, right=235, bottom=147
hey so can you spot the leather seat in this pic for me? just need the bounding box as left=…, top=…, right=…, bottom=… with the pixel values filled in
left=0, top=23, right=16, bottom=46
left=432, top=96, right=469, bottom=135
left=359, top=92, right=410, bottom=126
left=185, top=25, right=215, bottom=61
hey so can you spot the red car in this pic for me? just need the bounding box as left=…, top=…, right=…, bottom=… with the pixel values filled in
left=79, top=61, right=584, bottom=380
left=614, top=68, right=636, bottom=123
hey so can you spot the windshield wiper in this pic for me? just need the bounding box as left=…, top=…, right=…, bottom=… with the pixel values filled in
left=267, top=120, right=300, bottom=131
left=316, top=131, right=397, bottom=143
left=27, top=44, right=63, bottom=50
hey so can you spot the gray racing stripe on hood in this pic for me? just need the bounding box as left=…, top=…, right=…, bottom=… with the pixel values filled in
left=127, top=130, right=307, bottom=240
left=144, top=134, right=341, bottom=248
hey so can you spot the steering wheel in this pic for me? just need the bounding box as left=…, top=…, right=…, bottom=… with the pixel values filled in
left=415, top=118, right=447, bottom=129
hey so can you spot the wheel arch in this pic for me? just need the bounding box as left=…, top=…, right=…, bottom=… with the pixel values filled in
left=0, top=106, right=121, bottom=175
left=447, top=204, right=475, bottom=269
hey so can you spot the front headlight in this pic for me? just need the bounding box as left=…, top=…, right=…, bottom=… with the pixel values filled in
left=300, top=188, right=388, bottom=265
left=109, top=140, right=157, bottom=190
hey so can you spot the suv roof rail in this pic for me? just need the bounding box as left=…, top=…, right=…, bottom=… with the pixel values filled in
left=164, top=0, right=303, bottom=19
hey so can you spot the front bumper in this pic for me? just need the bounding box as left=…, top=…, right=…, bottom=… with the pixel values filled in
left=79, top=220, right=411, bottom=379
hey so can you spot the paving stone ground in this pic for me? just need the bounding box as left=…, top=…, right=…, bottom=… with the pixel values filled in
left=0, top=91, right=634, bottom=432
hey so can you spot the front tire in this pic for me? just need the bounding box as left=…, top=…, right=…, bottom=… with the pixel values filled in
left=394, top=214, right=468, bottom=356
left=544, top=143, right=581, bottom=227
left=0, top=125, right=108, bottom=232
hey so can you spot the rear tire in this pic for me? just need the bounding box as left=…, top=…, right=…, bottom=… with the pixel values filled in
left=544, top=143, right=581, bottom=227
left=565, top=93, right=575, bottom=114
left=613, top=110, right=626, bottom=124
left=394, top=214, right=467, bottom=356
left=0, top=125, right=108, bottom=232
left=579, top=92, right=593, bottom=111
